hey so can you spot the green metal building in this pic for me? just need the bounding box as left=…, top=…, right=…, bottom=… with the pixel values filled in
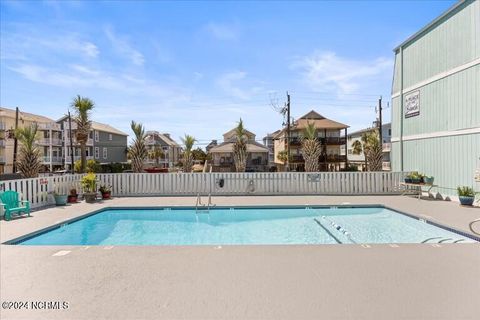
left=391, top=0, right=480, bottom=198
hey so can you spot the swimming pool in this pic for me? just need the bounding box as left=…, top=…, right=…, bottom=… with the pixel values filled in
left=14, top=206, right=478, bottom=245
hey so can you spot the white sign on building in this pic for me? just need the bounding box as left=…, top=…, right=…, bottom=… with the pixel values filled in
left=405, top=90, right=420, bottom=118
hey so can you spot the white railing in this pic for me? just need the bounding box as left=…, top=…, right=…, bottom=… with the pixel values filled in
left=64, top=138, right=93, bottom=146
left=382, top=142, right=391, bottom=152
left=65, top=155, right=94, bottom=163
left=43, top=156, right=64, bottom=164
left=0, top=174, right=84, bottom=209
left=96, top=172, right=407, bottom=197
left=0, top=172, right=407, bottom=209
left=37, top=138, right=63, bottom=145
left=37, top=123, right=61, bottom=131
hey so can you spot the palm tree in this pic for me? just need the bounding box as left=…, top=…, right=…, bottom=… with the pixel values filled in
left=277, top=150, right=289, bottom=165
left=71, top=95, right=94, bottom=173
left=301, top=122, right=322, bottom=172
left=181, top=135, right=196, bottom=173
left=233, top=118, right=247, bottom=172
left=149, top=145, right=165, bottom=167
left=128, top=121, right=148, bottom=172
left=15, top=124, right=42, bottom=178
left=352, top=130, right=383, bottom=171
left=351, top=139, right=367, bottom=171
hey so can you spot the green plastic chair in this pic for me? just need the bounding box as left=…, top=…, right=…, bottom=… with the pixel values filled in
left=0, top=190, right=30, bottom=221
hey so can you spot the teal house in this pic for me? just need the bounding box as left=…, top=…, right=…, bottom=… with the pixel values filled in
left=391, top=0, right=480, bottom=198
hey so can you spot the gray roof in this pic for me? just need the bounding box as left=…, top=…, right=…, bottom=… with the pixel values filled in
left=393, top=0, right=467, bottom=51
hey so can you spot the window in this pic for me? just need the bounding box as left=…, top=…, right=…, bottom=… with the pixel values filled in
left=388, top=129, right=391, bottom=136
left=108, top=134, right=112, bottom=141
left=103, top=147, right=107, bottom=159
left=94, top=131, right=99, bottom=142
left=95, top=147, right=99, bottom=159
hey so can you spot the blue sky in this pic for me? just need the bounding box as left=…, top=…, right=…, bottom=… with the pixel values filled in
left=1, top=0, right=455, bottom=147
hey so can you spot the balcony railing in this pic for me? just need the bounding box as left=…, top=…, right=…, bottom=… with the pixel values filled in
left=66, top=155, right=94, bottom=162
left=288, top=137, right=346, bottom=145
left=325, top=137, right=346, bottom=145
left=64, top=138, right=94, bottom=146
left=382, top=142, right=391, bottom=152
left=38, top=123, right=61, bottom=131
left=37, top=138, right=63, bottom=145
left=64, top=122, right=78, bottom=130
left=43, top=156, right=64, bottom=164
left=290, top=154, right=347, bottom=163
left=250, top=158, right=268, bottom=166
left=382, top=162, right=391, bottom=171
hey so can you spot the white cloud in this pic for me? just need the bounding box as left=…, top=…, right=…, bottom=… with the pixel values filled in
left=82, top=42, right=99, bottom=58
left=294, top=51, right=392, bottom=94
left=205, top=22, right=239, bottom=41
left=216, top=71, right=250, bottom=99
left=8, top=63, right=186, bottom=100
left=104, top=26, right=145, bottom=66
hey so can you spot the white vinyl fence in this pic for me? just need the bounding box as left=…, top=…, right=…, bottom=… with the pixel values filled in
left=1, top=172, right=406, bottom=209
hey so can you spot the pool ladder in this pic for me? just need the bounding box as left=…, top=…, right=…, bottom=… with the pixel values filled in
left=195, top=193, right=215, bottom=214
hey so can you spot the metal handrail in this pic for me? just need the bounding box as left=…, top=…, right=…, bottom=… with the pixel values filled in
left=469, top=218, right=480, bottom=236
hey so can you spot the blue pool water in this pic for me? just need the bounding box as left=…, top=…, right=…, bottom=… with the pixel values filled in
left=17, top=207, right=476, bottom=245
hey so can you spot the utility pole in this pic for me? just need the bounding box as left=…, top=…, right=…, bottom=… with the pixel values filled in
left=378, top=96, right=383, bottom=146
left=286, top=92, right=291, bottom=172
left=12, top=107, right=19, bottom=173
left=68, top=111, right=75, bottom=173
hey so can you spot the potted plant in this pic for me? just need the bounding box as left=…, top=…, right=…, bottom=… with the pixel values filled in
left=53, top=182, right=68, bottom=206
left=404, top=172, right=413, bottom=183
left=457, top=186, right=476, bottom=206
left=68, top=188, right=78, bottom=203
left=424, top=175, right=434, bottom=185
left=99, top=185, right=112, bottom=200
left=405, top=171, right=421, bottom=184
left=81, top=173, right=97, bottom=203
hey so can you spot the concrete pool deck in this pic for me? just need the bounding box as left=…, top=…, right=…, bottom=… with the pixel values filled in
left=1, top=195, right=480, bottom=319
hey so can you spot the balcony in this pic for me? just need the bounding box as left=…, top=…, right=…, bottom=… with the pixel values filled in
left=291, top=155, right=304, bottom=163
left=382, top=161, right=391, bottom=171
left=382, top=142, right=391, bottom=152
left=38, top=123, right=61, bottom=131
left=289, top=137, right=302, bottom=146
left=324, top=137, right=346, bottom=145
left=66, top=155, right=94, bottom=163
left=289, top=137, right=346, bottom=145
left=64, top=122, right=78, bottom=130
left=64, top=137, right=93, bottom=146
left=37, top=138, right=63, bottom=146
left=43, top=156, right=64, bottom=164
left=249, top=158, right=268, bottom=166
left=320, top=154, right=347, bottom=162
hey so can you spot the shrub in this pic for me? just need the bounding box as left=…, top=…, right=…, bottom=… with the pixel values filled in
left=457, top=186, right=475, bottom=197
